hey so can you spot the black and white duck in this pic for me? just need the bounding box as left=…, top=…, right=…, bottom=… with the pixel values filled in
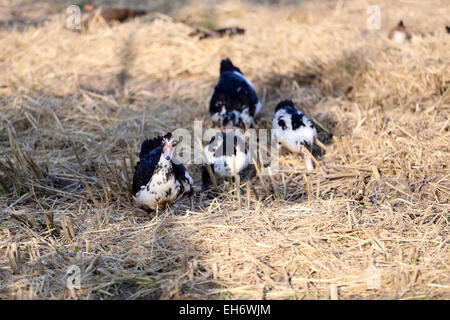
left=189, top=27, right=245, bottom=40
left=271, top=100, right=317, bottom=171
left=132, top=133, right=193, bottom=210
left=388, top=20, right=412, bottom=43
left=209, top=58, right=261, bottom=128
left=202, top=130, right=250, bottom=186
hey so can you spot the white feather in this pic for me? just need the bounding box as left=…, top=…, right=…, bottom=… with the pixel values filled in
left=203, top=133, right=249, bottom=178
left=233, top=71, right=256, bottom=91
left=133, top=157, right=189, bottom=210
left=392, top=31, right=407, bottom=43
left=272, top=109, right=317, bottom=153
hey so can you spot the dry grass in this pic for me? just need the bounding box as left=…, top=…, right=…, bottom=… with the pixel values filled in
left=0, top=0, right=449, bottom=299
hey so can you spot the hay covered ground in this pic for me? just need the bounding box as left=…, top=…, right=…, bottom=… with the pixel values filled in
left=0, top=0, right=449, bottom=299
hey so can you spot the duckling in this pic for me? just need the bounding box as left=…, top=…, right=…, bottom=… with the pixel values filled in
left=132, top=133, right=193, bottom=211
left=272, top=99, right=317, bottom=171
left=209, top=58, right=261, bottom=128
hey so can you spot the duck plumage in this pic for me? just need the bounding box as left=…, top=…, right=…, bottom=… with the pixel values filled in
left=132, top=133, right=193, bottom=210
left=209, top=58, right=261, bottom=128
left=189, top=27, right=245, bottom=40
left=388, top=20, right=412, bottom=43
left=272, top=99, right=317, bottom=170
left=202, top=130, right=250, bottom=185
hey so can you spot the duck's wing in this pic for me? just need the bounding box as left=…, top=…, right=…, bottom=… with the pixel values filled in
left=132, top=148, right=161, bottom=195
left=132, top=137, right=164, bottom=195
left=173, top=162, right=193, bottom=193
left=211, top=72, right=259, bottom=114
left=139, top=136, right=163, bottom=159
left=210, top=87, right=232, bottom=116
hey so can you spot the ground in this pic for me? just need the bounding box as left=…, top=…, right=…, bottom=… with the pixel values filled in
left=0, top=0, right=449, bottom=299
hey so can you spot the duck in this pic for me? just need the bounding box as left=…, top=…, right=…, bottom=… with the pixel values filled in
left=209, top=58, right=261, bottom=129
left=388, top=20, right=412, bottom=43
left=189, top=27, right=245, bottom=40
left=202, top=130, right=250, bottom=186
left=271, top=99, right=317, bottom=171
left=132, top=133, right=193, bottom=211
left=84, top=3, right=146, bottom=24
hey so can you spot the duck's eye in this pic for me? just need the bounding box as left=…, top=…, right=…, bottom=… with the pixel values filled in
left=172, top=140, right=178, bottom=146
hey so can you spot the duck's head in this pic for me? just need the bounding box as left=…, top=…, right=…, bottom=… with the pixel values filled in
left=220, top=58, right=243, bottom=74
left=162, top=132, right=178, bottom=161
left=221, top=112, right=237, bottom=130
left=389, top=20, right=412, bottom=43
left=84, top=3, right=95, bottom=11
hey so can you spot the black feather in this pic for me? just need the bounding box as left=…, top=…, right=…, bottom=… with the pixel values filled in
left=290, top=111, right=306, bottom=130
left=202, top=164, right=215, bottom=186
left=213, top=132, right=235, bottom=157
left=172, top=162, right=190, bottom=193
left=132, top=132, right=192, bottom=206
left=139, top=136, right=163, bottom=159
left=275, top=99, right=295, bottom=113
left=275, top=100, right=310, bottom=130
left=163, top=132, right=172, bottom=140
left=132, top=148, right=161, bottom=195
left=278, top=118, right=287, bottom=130
left=220, top=58, right=243, bottom=74
left=138, top=132, right=173, bottom=159
left=208, top=132, right=247, bottom=160
left=210, top=67, right=259, bottom=125
left=301, top=141, right=312, bottom=152
left=133, top=134, right=170, bottom=195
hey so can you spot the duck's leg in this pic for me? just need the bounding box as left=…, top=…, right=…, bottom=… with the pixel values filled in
left=301, top=144, right=315, bottom=171
left=202, top=166, right=212, bottom=187
left=189, top=191, right=194, bottom=211
left=304, top=154, right=314, bottom=171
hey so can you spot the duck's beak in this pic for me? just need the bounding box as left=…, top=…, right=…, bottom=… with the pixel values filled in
left=163, top=141, right=174, bottom=160
left=84, top=3, right=94, bottom=11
